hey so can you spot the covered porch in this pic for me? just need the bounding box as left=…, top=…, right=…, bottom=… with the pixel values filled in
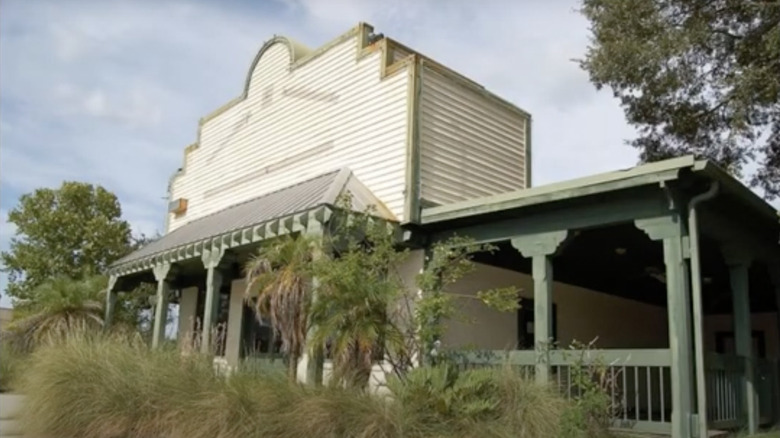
left=418, top=156, right=780, bottom=437
left=105, top=168, right=395, bottom=376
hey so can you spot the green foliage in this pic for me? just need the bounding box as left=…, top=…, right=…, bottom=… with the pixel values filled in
left=1, top=181, right=133, bottom=302
left=414, top=237, right=520, bottom=366
left=560, top=340, right=622, bottom=437
left=310, top=204, right=409, bottom=388
left=19, top=334, right=607, bottom=438
left=243, top=195, right=520, bottom=388
left=389, top=366, right=502, bottom=422
left=0, top=275, right=108, bottom=352
left=579, top=0, right=780, bottom=198
left=244, top=234, right=320, bottom=381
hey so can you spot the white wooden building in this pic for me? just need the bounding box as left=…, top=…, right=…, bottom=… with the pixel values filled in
left=109, top=23, right=780, bottom=438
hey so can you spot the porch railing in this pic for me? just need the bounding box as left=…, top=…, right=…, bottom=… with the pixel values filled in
left=459, top=348, right=673, bottom=435
left=706, top=353, right=780, bottom=429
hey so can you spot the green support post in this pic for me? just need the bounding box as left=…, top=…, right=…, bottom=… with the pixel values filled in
left=636, top=216, right=695, bottom=438
left=104, top=275, right=118, bottom=331
left=201, top=248, right=226, bottom=354
left=723, top=246, right=757, bottom=434
left=511, top=230, right=568, bottom=385
left=152, top=263, right=173, bottom=349
left=305, top=221, right=325, bottom=385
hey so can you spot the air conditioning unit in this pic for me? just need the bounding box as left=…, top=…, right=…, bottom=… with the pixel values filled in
left=169, top=198, right=188, bottom=215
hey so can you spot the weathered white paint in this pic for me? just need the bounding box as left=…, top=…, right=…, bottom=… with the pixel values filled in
left=442, top=263, right=669, bottom=350
left=418, top=61, right=530, bottom=206
left=169, top=29, right=410, bottom=230
left=704, top=312, right=779, bottom=359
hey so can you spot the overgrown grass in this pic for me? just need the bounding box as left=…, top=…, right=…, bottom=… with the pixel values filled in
left=19, top=333, right=613, bottom=438
left=0, top=341, right=25, bottom=392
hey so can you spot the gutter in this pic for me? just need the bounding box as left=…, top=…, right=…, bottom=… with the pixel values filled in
left=688, top=181, right=719, bottom=438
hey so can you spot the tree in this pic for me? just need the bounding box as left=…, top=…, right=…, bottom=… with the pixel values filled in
left=579, top=0, right=780, bottom=198
left=243, top=201, right=520, bottom=389
left=1, top=182, right=133, bottom=303
left=307, top=201, right=520, bottom=389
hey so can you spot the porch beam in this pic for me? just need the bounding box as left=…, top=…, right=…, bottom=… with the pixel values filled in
left=430, top=189, right=668, bottom=246
left=201, top=247, right=226, bottom=354
left=511, top=230, right=568, bottom=385
left=722, top=245, right=757, bottom=434
left=152, top=262, right=173, bottom=349
left=635, top=215, right=694, bottom=438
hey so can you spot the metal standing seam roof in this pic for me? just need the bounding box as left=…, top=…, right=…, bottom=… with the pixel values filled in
left=112, top=168, right=388, bottom=270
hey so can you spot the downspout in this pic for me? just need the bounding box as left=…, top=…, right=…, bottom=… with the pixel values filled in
left=688, top=181, right=719, bottom=437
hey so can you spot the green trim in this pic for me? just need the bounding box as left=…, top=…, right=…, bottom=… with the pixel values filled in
left=403, top=55, right=422, bottom=223
left=422, top=156, right=694, bottom=224
left=431, top=189, right=669, bottom=245
left=200, top=248, right=226, bottom=354
left=524, top=115, right=532, bottom=188
left=151, top=263, right=172, bottom=349
left=693, top=160, right=778, bottom=223
left=110, top=206, right=334, bottom=277
left=510, top=230, right=568, bottom=258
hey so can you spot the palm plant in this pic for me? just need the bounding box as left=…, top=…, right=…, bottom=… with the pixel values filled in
left=244, top=234, right=320, bottom=380
left=309, top=213, right=408, bottom=389
left=1, top=275, right=108, bottom=352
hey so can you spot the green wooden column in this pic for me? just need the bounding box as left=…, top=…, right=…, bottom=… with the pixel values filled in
left=722, top=246, right=757, bottom=434
left=104, top=275, right=118, bottom=330
left=304, top=223, right=325, bottom=385
left=636, top=216, right=694, bottom=438
left=511, top=230, right=568, bottom=385
left=152, top=263, right=173, bottom=349
left=201, top=248, right=226, bottom=354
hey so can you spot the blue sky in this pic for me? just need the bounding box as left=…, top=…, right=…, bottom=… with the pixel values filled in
left=0, top=0, right=768, bottom=307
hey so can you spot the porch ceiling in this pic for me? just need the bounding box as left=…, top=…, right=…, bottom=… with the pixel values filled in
left=419, top=155, right=779, bottom=312
left=474, top=223, right=778, bottom=314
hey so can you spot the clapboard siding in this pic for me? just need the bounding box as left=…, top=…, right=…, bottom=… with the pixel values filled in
left=418, top=61, right=528, bottom=206
left=169, top=35, right=410, bottom=231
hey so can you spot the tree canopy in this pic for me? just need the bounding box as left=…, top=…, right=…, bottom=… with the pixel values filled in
left=579, top=0, right=780, bottom=198
left=1, top=181, right=134, bottom=303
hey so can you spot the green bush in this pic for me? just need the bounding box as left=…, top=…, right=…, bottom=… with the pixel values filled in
left=19, top=334, right=613, bottom=438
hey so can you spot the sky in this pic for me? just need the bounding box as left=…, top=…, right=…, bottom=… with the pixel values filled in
left=0, top=0, right=720, bottom=307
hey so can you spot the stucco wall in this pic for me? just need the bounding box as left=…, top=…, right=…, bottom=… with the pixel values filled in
left=442, top=262, right=670, bottom=350
left=704, top=312, right=779, bottom=359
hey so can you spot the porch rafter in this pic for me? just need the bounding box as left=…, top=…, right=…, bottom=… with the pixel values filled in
left=109, top=206, right=334, bottom=278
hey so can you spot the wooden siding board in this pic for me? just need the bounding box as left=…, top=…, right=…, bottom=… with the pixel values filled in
left=169, top=35, right=410, bottom=230
left=418, top=61, right=528, bottom=207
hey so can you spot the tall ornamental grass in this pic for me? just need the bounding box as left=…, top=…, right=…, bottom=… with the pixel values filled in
left=20, top=333, right=612, bottom=438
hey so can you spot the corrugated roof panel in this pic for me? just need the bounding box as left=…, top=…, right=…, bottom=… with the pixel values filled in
left=114, top=169, right=342, bottom=266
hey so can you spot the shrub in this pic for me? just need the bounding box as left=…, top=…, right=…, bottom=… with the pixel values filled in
left=19, top=334, right=613, bottom=438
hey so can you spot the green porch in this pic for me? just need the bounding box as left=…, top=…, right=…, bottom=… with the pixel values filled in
left=412, top=156, right=780, bottom=438
left=107, top=156, right=780, bottom=438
